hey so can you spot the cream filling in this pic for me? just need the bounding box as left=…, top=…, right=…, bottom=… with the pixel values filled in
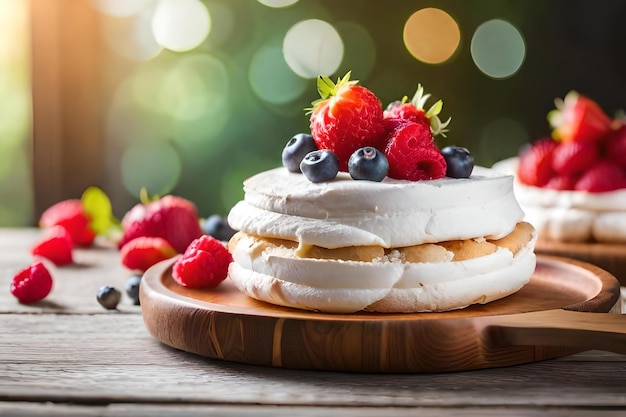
left=228, top=167, right=525, bottom=249
left=228, top=232, right=537, bottom=313
left=493, top=157, right=626, bottom=242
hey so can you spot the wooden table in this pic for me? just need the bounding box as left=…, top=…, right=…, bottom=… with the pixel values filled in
left=1, top=228, right=625, bottom=416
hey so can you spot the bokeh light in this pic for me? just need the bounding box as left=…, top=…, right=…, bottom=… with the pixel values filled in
left=91, top=0, right=154, bottom=17
left=479, top=118, right=529, bottom=165
left=403, top=8, right=460, bottom=64
left=121, top=141, right=182, bottom=197
left=101, top=10, right=163, bottom=61
left=335, top=22, right=377, bottom=80
left=257, top=0, right=299, bottom=8
left=249, top=44, right=307, bottom=105
left=152, top=0, right=211, bottom=52
left=283, top=19, right=344, bottom=78
left=471, top=19, right=526, bottom=79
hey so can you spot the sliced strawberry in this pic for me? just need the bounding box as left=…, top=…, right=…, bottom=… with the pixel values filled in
left=384, top=121, right=446, bottom=181
left=547, top=91, right=612, bottom=143
left=120, top=236, right=177, bottom=272
left=574, top=159, right=626, bottom=193
left=308, top=72, right=386, bottom=171
left=551, top=140, right=599, bottom=176
left=31, top=225, right=74, bottom=266
left=604, top=123, right=626, bottom=167
left=517, top=138, right=558, bottom=187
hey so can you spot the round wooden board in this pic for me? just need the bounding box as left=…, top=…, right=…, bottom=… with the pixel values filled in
left=140, top=255, right=621, bottom=373
left=535, top=240, right=626, bottom=286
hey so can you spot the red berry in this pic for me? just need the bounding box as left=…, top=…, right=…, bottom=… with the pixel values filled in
left=309, top=72, right=386, bottom=171
left=604, top=124, right=626, bottom=167
left=384, top=121, right=446, bottom=181
left=574, top=159, right=626, bottom=192
left=551, top=140, right=599, bottom=176
left=39, top=199, right=96, bottom=246
left=384, top=102, right=429, bottom=128
left=517, top=138, right=558, bottom=187
left=31, top=225, right=74, bottom=266
left=544, top=175, right=577, bottom=191
left=172, top=235, right=233, bottom=288
left=120, top=236, right=177, bottom=272
left=11, top=262, right=53, bottom=304
left=383, top=84, right=451, bottom=137
left=547, top=91, right=612, bottom=143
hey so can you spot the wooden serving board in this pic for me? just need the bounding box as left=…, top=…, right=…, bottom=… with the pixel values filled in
left=535, top=239, right=626, bottom=286
left=140, top=255, right=625, bottom=373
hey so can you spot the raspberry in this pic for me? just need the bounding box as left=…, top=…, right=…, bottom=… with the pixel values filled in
left=10, top=262, right=53, bottom=304
left=384, top=121, right=446, bottom=180
left=120, top=236, right=177, bottom=272
left=31, top=225, right=73, bottom=266
left=605, top=124, right=626, bottom=167
left=384, top=103, right=430, bottom=128
left=552, top=140, right=599, bottom=176
left=39, top=199, right=96, bottom=246
left=172, top=235, right=233, bottom=288
left=574, top=159, right=626, bottom=192
left=517, top=138, right=558, bottom=186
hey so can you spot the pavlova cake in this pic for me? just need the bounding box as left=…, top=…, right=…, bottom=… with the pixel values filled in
left=493, top=91, right=626, bottom=243
left=227, top=73, right=537, bottom=313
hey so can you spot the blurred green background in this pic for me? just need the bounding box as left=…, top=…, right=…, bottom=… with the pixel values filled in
left=1, top=0, right=625, bottom=226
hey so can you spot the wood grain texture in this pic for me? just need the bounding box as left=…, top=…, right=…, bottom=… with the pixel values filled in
left=140, top=255, right=623, bottom=373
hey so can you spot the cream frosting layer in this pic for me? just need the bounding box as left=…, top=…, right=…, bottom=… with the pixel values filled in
left=493, top=157, right=626, bottom=242
left=228, top=232, right=537, bottom=313
left=228, top=167, right=525, bottom=249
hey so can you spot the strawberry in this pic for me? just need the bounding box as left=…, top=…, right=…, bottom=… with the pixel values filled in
left=10, top=262, right=54, bottom=304
left=547, top=91, right=612, bottom=143
left=551, top=140, right=599, bottom=176
left=383, top=84, right=451, bottom=137
left=604, top=123, right=626, bottom=167
left=384, top=121, right=446, bottom=181
left=172, top=235, right=233, bottom=288
left=120, top=236, right=177, bottom=272
left=308, top=72, right=386, bottom=171
left=31, top=225, right=74, bottom=266
left=517, top=138, right=558, bottom=187
left=39, top=199, right=96, bottom=246
left=544, top=175, right=577, bottom=191
left=574, top=159, right=626, bottom=192
left=119, top=194, right=203, bottom=254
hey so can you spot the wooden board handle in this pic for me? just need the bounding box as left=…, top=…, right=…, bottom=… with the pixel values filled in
left=485, top=309, right=626, bottom=354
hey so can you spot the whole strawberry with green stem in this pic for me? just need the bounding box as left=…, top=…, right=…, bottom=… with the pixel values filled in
left=547, top=91, right=612, bottom=143
left=308, top=71, right=386, bottom=171
left=384, top=84, right=451, bottom=137
left=119, top=188, right=203, bottom=254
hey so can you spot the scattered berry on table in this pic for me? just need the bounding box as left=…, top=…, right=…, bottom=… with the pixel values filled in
left=10, top=261, right=53, bottom=304
left=282, top=133, right=318, bottom=173
left=31, top=225, right=74, bottom=266
left=517, top=138, right=558, bottom=187
left=125, top=275, right=142, bottom=305
left=308, top=71, right=386, bottom=171
left=348, top=147, right=389, bottom=182
left=39, top=199, right=96, bottom=246
left=300, top=150, right=339, bottom=183
left=384, top=121, right=446, bottom=181
left=202, top=214, right=237, bottom=242
left=120, top=236, right=177, bottom=272
left=119, top=193, right=203, bottom=254
left=441, top=146, right=474, bottom=179
left=172, top=235, right=233, bottom=288
left=97, top=286, right=121, bottom=310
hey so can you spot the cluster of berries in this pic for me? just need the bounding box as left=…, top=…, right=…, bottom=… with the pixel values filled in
left=11, top=187, right=235, bottom=306
left=282, top=72, right=474, bottom=183
left=518, top=91, right=626, bottom=192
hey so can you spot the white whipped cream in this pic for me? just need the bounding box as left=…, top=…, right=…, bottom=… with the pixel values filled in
left=228, top=167, right=525, bottom=249
left=228, top=232, right=536, bottom=313
left=493, top=158, right=626, bottom=242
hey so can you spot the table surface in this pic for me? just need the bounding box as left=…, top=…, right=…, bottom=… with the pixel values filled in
left=1, top=228, right=626, bottom=417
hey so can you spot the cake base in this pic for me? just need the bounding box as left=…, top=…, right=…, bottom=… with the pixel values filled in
left=140, top=255, right=623, bottom=373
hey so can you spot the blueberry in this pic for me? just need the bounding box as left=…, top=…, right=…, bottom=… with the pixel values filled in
left=300, top=150, right=339, bottom=183
left=125, top=275, right=142, bottom=305
left=441, top=146, right=474, bottom=178
left=282, top=133, right=318, bottom=173
left=202, top=214, right=237, bottom=241
left=348, top=147, right=389, bottom=182
left=97, top=286, right=121, bottom=310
